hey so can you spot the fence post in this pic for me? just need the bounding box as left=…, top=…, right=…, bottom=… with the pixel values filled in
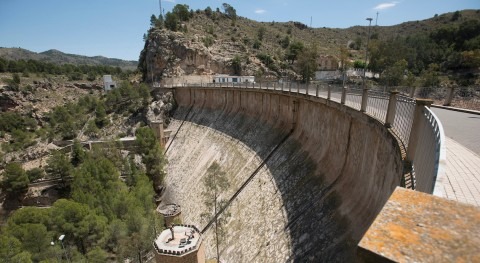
left=444, top=86, right=455, bottom=106
left=297, top=83, right=300, bottom=94
left=328, top=85, right=331, bottom=100
left=385, top=90, right=399, bottom=127
left=341, top=87, right=347, bottom=104
left=289, top=82, right=291, bottom=93
left=409, top=86, right=416, bottom=98
left=360, top=88, right=369, bottom=112
left=316, top=85, right=319, bottom=97
left=406, top=99, right=433, bottom=162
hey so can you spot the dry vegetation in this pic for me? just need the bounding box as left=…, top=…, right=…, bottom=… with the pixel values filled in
left=174, top=8, right=480, bottom=61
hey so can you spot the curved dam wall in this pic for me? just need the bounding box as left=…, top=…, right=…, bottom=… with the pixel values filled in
left=164, top=87, right=403, bottom=262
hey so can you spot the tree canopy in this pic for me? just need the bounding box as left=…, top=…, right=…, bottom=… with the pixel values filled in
left=1, top=163, right=29, bottom=193
left=1, top=142, right=165, bottom=262
left=222, top=3, right=237, bottom=19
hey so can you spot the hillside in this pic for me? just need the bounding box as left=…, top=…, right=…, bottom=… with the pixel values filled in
left=0, top=47, right=138, bottom=70
left=166, top=9, right=480, bottom=57
left=140, top=8, right=479, bottom=83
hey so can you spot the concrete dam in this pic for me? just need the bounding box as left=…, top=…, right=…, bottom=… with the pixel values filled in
left=163, top=87, right=404, bottom=262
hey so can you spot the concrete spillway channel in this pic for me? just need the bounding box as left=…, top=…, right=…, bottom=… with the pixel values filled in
left=163, top=87, right=403, bottom=262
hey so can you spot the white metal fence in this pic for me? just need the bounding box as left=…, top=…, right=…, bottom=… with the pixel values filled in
left=410, top=107, right=446, bottom=193
left=164, top=82, right=446, bottom=193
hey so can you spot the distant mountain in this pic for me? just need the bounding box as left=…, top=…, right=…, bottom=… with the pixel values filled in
left=0, top=48, right=138, bottom=70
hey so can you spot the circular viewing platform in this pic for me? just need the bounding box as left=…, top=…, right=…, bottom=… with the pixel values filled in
left=153, top=225, right=202, bottom=256
left=157, top=203, right=181, bottom=217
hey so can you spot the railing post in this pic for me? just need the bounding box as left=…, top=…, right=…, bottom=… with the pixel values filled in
left=297, top=83, right=300, bottom=94
left=409, top=86, right=416, bottom=98
left=444, top=86, right=455, bottom=106
left=316, top=84, right=319, bottom=97
left=306, top=83, right=309, bottom=95
left=360, top=88, right=369, bottom=112
left=328, top=85, right=331, bottom=100
left=341, top=86, right=347, bottom=104
left=289, top=82, right=291, bottom=93
left=385, top=90, right=399, bottom=127
left=406, top=99, right=433, bottom=162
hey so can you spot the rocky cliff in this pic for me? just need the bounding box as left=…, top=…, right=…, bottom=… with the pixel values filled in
left=139, top=28, right=279, bottom=83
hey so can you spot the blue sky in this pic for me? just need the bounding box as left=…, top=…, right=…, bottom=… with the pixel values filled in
left=0, top=0, right=478, bottom=61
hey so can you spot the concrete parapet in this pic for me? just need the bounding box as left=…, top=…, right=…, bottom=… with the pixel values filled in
left=358, top=187, right=480, bottom=262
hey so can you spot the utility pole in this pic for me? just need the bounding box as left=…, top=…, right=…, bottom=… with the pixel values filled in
left=363, top=18, right=373, bottom=89
left=159, top=0, right=162, bottom=17
left=375, top=12, right=379, bottom=26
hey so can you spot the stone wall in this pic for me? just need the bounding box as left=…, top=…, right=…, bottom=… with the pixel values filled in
left=164, top=87, right=403, bottom=262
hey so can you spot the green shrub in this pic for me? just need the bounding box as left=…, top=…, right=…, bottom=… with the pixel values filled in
left=26, top=168, right=45, bottom=182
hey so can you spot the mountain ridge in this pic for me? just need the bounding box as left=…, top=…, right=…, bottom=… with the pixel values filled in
left=0, top=47, right=138, bottom=70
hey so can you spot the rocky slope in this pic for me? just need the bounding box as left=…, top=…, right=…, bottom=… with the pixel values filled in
left=0, top=74, right=175, bottom=165
left=139, top=9, right=479, bottom=83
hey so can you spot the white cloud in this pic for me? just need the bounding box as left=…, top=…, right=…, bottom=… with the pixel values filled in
left=163, top=0, right=176, bottom=3
left=374, top=1, right=399, bottom=10
left=255, top=9, right=266, bottom=14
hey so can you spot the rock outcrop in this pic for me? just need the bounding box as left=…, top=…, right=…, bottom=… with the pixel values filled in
left=140, top=29, right=278, bottom=83
left=146, top=91, right=176, bottom=125
left=0, top=92, right=18, bottom=111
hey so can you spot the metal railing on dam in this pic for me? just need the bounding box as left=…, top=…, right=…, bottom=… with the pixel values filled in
left=161, top=81, right=446, bottom=194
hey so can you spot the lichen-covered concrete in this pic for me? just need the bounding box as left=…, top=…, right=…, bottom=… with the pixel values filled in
left=358, top=187, right=480, bottom=263
left=164, top=87, right=404, bottom=262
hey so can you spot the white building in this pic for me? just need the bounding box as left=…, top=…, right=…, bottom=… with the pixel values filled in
left=213, top=75, right=255, bottom=83
left=103, top=75, right=116, bottom=92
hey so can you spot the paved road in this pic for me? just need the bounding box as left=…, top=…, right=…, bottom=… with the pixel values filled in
left=430, top=107, right=480, bottom=207
left=431, top=107, right=480, bottom=156
left=436, top=138, right=480, bottom=206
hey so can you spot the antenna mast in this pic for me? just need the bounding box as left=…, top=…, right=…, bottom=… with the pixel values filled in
left=159, top=0, right=162, bottom=18
left=375, top=12, right=379, bottom=26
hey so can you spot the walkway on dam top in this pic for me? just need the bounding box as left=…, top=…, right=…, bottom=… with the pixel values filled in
left=431, top=107, right=480, bottom=207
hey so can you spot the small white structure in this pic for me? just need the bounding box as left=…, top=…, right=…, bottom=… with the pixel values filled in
left=315, top=70, right=342, bottom=81
left=213, top=75, right=255, bottom=83
left=103, top=75, right=116, bottom=92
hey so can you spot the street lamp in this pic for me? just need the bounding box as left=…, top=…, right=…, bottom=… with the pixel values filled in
left=58, top=234, right=71, bottom=263
left=363, top=18, right=373, bottom=89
